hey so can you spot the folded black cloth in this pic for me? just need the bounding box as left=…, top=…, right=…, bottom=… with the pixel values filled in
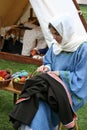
left=9, top=73, right=74, bottom=130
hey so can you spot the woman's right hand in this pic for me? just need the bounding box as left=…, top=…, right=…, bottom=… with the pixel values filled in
left=37, top=65, right=49, bottom=73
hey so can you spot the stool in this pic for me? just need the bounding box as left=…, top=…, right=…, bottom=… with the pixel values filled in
left=58, top=121, right=78, bottom=130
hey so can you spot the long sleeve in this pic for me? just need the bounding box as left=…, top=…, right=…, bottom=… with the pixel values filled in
left=43, top=45, right=54, bottom=70
left=43, top=43, right=87, bottom=110
left=59, top=44, right=87, bottom=96
left=59, top=43, right=87, bottom=110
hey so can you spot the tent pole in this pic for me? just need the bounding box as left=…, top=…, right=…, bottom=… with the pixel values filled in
left=72, top=0, right=87, bottom=32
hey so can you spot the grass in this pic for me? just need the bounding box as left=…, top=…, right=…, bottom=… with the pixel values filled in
left=0, top=59, right=38, bottom=74
left=0, top=5, right=87, bottom=130
left=0, top=59, right=38, bottom=130
left=0, top=91, right=14, bottom=130
left=0, top=58, right=87, bottom=130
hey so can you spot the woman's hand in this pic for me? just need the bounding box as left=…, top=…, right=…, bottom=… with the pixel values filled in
left=37, top=65, right=49, bottom=73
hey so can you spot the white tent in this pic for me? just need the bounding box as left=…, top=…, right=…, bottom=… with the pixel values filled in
left=29, top=0, right=87, bottom=47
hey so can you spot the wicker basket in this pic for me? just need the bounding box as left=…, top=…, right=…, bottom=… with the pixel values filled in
left=0, top=69, right=12, bottom=88
left=0, top=78, right=11, bottom=88
left=12, top=80, right=25, bottom=91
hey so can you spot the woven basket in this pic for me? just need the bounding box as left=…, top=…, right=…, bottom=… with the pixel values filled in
left=0, top=69, right=12, bottom=88
left=0, top=78, right=11, bottom=88
left=12, top=80, right=25, bottom=91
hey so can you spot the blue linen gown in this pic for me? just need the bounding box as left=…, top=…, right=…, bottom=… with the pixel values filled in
left=44, top=42, right=87, bottom=111
left=21, top=42, right=87, bottom=130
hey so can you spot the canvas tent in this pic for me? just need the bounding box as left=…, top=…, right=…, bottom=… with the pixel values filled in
left=0, top=0, right=86, bottom=27
left=0, top=0, right=29, bottom=27
left=0, top=0, right=87, bottom=65
left=77, top=0, right=87, bottom=5
left=0, top=0, right=87, bottom=46
left=30, top=0, right=87, bottom=47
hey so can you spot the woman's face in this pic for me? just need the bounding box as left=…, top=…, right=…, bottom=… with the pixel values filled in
left=50, top=27, right=62, bottom=44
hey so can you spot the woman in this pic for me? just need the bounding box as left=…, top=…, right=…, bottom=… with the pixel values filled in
left=10, top=14, right=87, bottom=130
left=37, top=14, right=87, bottom=110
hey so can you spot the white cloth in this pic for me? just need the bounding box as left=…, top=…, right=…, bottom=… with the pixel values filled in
left=22, top=27, right=47, bottom=56
left=34, top=27, right=47, bottom=50
left=22, top=29, right=36, bottom=56
left=49, top=14, right=87, bottom=55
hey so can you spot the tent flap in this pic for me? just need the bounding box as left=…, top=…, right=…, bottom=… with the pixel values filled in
left=0, top=0, right=29, bottom=27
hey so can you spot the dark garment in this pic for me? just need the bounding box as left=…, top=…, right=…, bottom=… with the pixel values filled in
left=2, top=38, right=23, bottom=54
left=9, top=73, right=74, bottom=130
left=38, top=47, right=48, bottom=54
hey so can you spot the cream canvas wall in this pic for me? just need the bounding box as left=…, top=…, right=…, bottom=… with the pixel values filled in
left=77, top=0, right=87, bottom=4
left=0, top=0, right=28, bottom=27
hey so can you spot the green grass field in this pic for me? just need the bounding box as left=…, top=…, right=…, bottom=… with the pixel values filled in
left=0, top=4, right=87, bottom=130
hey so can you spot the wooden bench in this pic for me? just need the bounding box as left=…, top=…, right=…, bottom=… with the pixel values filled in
left=0, top=81, right=21, bottom=104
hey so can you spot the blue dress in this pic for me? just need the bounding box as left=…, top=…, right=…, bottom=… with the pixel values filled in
left=44, top=42, right=87, bottom=111
left=21, top=42, right=87, bottom=130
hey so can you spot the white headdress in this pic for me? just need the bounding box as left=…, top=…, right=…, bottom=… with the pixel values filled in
left=49, top=13, right=87, bottom=55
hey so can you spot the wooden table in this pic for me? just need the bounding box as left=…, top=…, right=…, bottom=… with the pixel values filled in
left=0, top=81, right=21, bottom=104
